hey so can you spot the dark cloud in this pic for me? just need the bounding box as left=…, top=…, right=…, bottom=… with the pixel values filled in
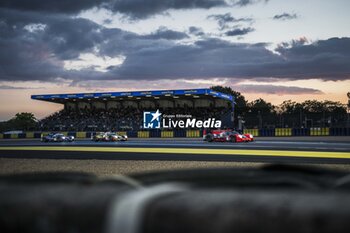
left=0, top=85, right=37, bottom=90
left=273, top=13, right=298, bottom=21
left=234, top=0, right=269, bottom=7
left=0, top=0, right=269, bottom=20
left=188, top=26, right=205, bottom=36
left=108, top=0, right=228, bottom=20
left=0, top=0, right=105, bottom=14
left=96, top=37, right=350, bottom=81
left=237, top=84, right=323, bottom=95
left=142, top=27, right=189, bottom=40
left=207, top=13, right=254, bottom=30
left=0, top=8, right=349, bottom=83
left=225, top=27, right=254, bottom=36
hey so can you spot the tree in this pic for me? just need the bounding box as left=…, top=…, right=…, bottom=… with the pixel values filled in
left=210, top=86, right=248, bottom=114
left=248, top=98, right=276, bottom=115
left=6, top=112, right=37, bottom=131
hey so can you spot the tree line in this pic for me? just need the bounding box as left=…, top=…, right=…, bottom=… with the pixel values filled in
left=211, top=86, right=348, bottom=128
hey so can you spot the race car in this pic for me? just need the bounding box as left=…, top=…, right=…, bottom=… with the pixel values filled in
left=203, top=129, right=254, bottom=143
left=41, top=133, right=75, bottom=142
left=91, top=132, right=128, bottom=142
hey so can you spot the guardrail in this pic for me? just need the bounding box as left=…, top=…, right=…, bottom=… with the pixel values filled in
left=1, top=128, right=350, bottom=139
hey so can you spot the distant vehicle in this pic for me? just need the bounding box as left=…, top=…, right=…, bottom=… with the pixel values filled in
left=92, top=132, right=128, bottom=142
left=41, top=133, right=75, bottom=142
left=203, top=129, right=254, bottom=143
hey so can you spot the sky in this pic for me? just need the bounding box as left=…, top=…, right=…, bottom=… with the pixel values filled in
left=0, top=0, right=350, bottom=120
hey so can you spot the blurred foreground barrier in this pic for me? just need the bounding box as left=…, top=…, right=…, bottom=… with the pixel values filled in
left=310, top=127, right=329, bottom=136
left=243, top=129, right=259, bottom=137
left=275, top=128, right=292, bottom=136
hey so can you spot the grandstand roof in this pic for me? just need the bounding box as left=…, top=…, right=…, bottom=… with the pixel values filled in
left=31, top=88, right=234, bottom=104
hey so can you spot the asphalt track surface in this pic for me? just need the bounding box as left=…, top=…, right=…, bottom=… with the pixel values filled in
left=0, top=138, right=350, bottom=164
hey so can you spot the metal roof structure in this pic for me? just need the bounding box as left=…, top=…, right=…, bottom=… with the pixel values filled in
left=31, top=88, right=234, bottom=104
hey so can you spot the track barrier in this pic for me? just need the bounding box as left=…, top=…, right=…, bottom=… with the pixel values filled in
left=243, top=129, right=259, bottom=137
left=137, top=131, right=150, bottom=138
left=76, top=132, right=87, bottom=138
left=310, top=127, right=329, bottom=136
left=1, top=127, right=349, bottom=139
left=161, top=131, right=174, bottom=138
left=259, top=129, right=275, bottom=137
left=275, top=128, right=292, bottom=137
left=186, top=130, right=201, bottom=138
left=26, top=132, right=34, bottom=138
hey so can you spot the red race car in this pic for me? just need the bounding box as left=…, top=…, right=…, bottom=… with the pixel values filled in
left=203, top=129, right=254, bottom=143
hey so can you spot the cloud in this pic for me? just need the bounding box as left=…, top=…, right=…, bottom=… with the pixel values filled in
left=188, top=26, right=205, bottom=36
left=0, top=0, right=105, bottom=14
left=273, top=13, right=298, bottom=21
left=225, top=27, right=254, bottom=36
left=107, top=0, right=228, bottom=20
left=0, top=0, right=269, bottom=20
left=0, top=85, right=39, bottom=89
left=142, top=27, right=189, bottom=40
left=235, top=0, right=269, bottom=7
left=236, top=84, right=323, bottom=95
left=0, top=8, right=350, bottom=84
left=207, top=13, right=254, bottom=30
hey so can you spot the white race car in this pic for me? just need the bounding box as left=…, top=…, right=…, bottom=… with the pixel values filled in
left=41, top=133, right=75, bottom=142
left=92, top=132, right=128, bottom=142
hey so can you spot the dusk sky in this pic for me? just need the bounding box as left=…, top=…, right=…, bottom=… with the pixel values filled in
left=0, top=0, right=350, bottom=120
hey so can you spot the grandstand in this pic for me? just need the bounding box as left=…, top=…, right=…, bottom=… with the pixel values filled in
left=31, top=88, right=235, bottom=131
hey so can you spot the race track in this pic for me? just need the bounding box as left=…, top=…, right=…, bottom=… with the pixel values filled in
left=1, top=138, right=350, bottom=164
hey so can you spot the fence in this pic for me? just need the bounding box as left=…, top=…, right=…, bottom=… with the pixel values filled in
left=1, top=128, right=350, bottom=139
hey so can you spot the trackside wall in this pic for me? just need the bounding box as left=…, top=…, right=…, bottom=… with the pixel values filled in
left=1, top=128, right=350, bottom=139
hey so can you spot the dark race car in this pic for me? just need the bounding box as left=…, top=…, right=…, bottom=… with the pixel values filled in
left=91, top=132, right=128, bottom=142
left=41, top=133, right=75, bottom=142
left=203, top=129, right=254, bottom=143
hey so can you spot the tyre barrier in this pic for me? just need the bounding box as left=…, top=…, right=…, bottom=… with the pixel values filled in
left=243, top=129, right=259, bottom=137
left=161, top=131, right=174, bottom=138
left=1, top=127, right=349, bottom=139
left=310, top=127, right=329, bottom=136
left=137, top=131, right=150, bottom=138
left=275, top=128, right=292, bottom=137
left=292, top=128, right=309, bottom=136
left=186, top=130, right=201, bottom=138
left=331, top=128, right=350, bottom=136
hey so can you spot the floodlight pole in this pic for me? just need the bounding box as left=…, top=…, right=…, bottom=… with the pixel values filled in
left=231, top=100, right=235, bottom=129
left=347, top=92, right=350, bottom=128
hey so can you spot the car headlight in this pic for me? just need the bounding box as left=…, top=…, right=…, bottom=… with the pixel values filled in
left=250, top=134, right=253, bottom=138
left=124, top=135, right=128, bottom=138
